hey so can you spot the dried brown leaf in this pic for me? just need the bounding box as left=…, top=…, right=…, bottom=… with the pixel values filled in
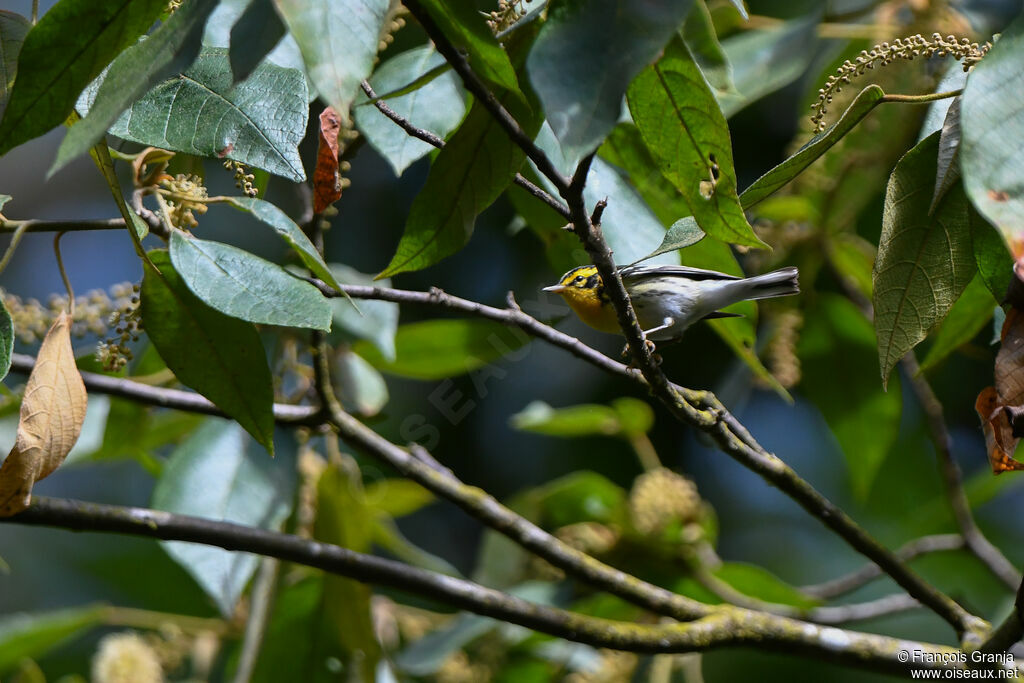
left=314, top=106, right=343, bottom=213
left=0, top=312, right=87, bottom=515
left=976, top=387, right=1024, bottom=473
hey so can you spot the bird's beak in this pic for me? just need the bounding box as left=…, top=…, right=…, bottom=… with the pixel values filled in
left=542, top=284, right=566, bottom=293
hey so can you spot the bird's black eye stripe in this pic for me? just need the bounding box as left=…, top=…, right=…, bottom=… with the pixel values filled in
left=584, top=274, right=600, bottom=289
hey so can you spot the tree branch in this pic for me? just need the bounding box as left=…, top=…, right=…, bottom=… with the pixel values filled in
left=3, top=496, right=999, bottom=676
left=8, top=353, right=321, bottom=426
left=0, top=218, right=130, bottom=234
left=981, top=580, right=1024, bottom=654
left=802, top=534, right=965, bottom=599
left=903, top=354, right=1020, bottom=591
left=359, top=80, right=570, bottom=220
left=401, top=0, right=570, bottom=195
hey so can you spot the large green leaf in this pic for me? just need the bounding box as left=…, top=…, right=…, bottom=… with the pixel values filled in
left=716, top=13, right=819, bottom=118
left=416, top=0, right=522, bottom=98
left=333, top=349, right=390, bottom=417
left=599, top=123, right=691, bottom=226
left=140, top=249, right=275, bottom=452
left=0, top=295, right=11, bottom=381
left=228, top=0, right=286, bottom=83
left=353, top=45, right=466, bottom=176
left=740, top=86, right=886, bottom=209
left=329, top=263, right=398, bottom=361
left=0, top=605, right=107, bottom=674
left=873, top=133, right=976, bottom=386
left=379, top=83, right=541, bottom=277
left=274, top=0, right=387, bottom=119
left=0, top=11, right=30, bottom=119
left=225, top=197, right=341, bottom=290
left=0, top=0, right=166, bottom=156
left=105, top=48, right=307, bottom=181
left=682, top=0, right=734, bottom=94
left=919, top=275, right=995, bottom=373
left=526, top=0, right=693, bottom=163
left=961, top=11, right=1024, bottom=246
left=169, top=231, right=331, bottom=330
left=799, top=294, right=901, bottom=499
left=628, top=36, right=764, bottom=248
left=354, top=319, right=529, bottom=380
left=152, top=419, right=296, bottom=616
left=52, top=0, right=216, bottom=174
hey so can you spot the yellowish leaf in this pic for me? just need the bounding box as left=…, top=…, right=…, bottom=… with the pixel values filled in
left=0, top=312, right=87, bottom=515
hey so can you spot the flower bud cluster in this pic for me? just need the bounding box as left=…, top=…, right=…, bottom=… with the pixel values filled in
left=223, top=160, right=257, bottom=199
left=159, top=173, right=209, bottom=229
left=811, top=33, right=990, bottom=132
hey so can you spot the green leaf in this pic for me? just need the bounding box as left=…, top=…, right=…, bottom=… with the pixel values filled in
left=169, top=231, right=331, bottom=330
left=332, top=348, right=389, bottom=417
left=0, top=0, right=166, bottom=156
left=364, top=479, right=435, bottom=518
left=274, top=0, right=387, bottom=119
left=0, top=605, right=107, bottom=674
left=716, top=13, right=818, bottom=118
left=961, top=11, right=1024, bottom=245
left=245, top=577, right=322, bottom=683
left=225, top=197, right=340, bottom=290
left=873, top=132, right=976, bottom=386
left=714, top=563, right=818, bottom=609
left=628, top=36, right=764, bottom=248
left=919, top=275, right=995, bottom=372
left=354, top=319, right=529, bottom=380
left=0, top=11, right=30, bottom=119
left=510, top=398, right=654, bottom=439
left=599, top=123, right=691, bottom=226
left=52, top=0, right=217, bottom=175
left=353, top=46, right=466, bottom=176
left=0, top=295, right=11, bottom=381
left=526, top=0, right=694, bottom=163
left=682, top=0, right=734, bottom=94
left=140, top=249, right=275, bottom=452
left=313, top=462, right=381, bottom=680
left=973, top=216, right=1013, bottom=301
left=511, top=401, right=622, bottom=437
left=328, top=263, right=398, bottom=361
left=930, top=96, right=961, bottom=215
left=379, top=83, right=541, bottom=277
left=799, top=294, right=901, bottom=499
left=828, top=233, right=876, bottom=300
left=104, top=48, right=307, bottom=181
left=395, top=614, right=495, bottom=676
left=611, top=397, right=655, bottom=437
left=152, top=419, right=296, bottom=616
left=228, top=0, right=286, bottom=83
left=417, top=0, right=522, bottom=98
left=527, top=471, right=627, bottom=528
left=633, top=216, right=705, bottom=264
left=740, top=85, right=886, bottom=209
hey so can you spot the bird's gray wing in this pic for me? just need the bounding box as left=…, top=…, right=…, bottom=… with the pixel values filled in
left=618, top=264, right=742, bottom=282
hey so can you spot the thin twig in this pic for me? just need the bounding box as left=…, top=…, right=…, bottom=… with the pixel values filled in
left=803, top=534, right=965, bottom=599
left=402, top=0, right=571, bottom=195
left=232, top=557, right=279, bottom=683
left=980, top=581, right=1024, bottom=654
left=0, top=221, right=29, bottom=275
left=8, top=353, right=321, bottom=425
left=54, top=233, right=74, bottom=317
left=903, top=354, right=1019, bottom=591
left=695, top=568, right=922, bottom=624
left=3, top=496, right=996, bottom=676
left=359, top=80, right=570, bottom=219
left=0, top=218, right=131, bottom=234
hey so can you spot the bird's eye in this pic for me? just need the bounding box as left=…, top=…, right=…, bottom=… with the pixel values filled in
left=573, top=276, right=584, bottom=284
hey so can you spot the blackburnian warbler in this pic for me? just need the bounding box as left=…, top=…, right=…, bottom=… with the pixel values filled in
left=543, top=264, right=800, bottom=341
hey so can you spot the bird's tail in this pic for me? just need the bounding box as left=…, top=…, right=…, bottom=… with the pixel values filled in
left=743, top=267, right=800, bottom=300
